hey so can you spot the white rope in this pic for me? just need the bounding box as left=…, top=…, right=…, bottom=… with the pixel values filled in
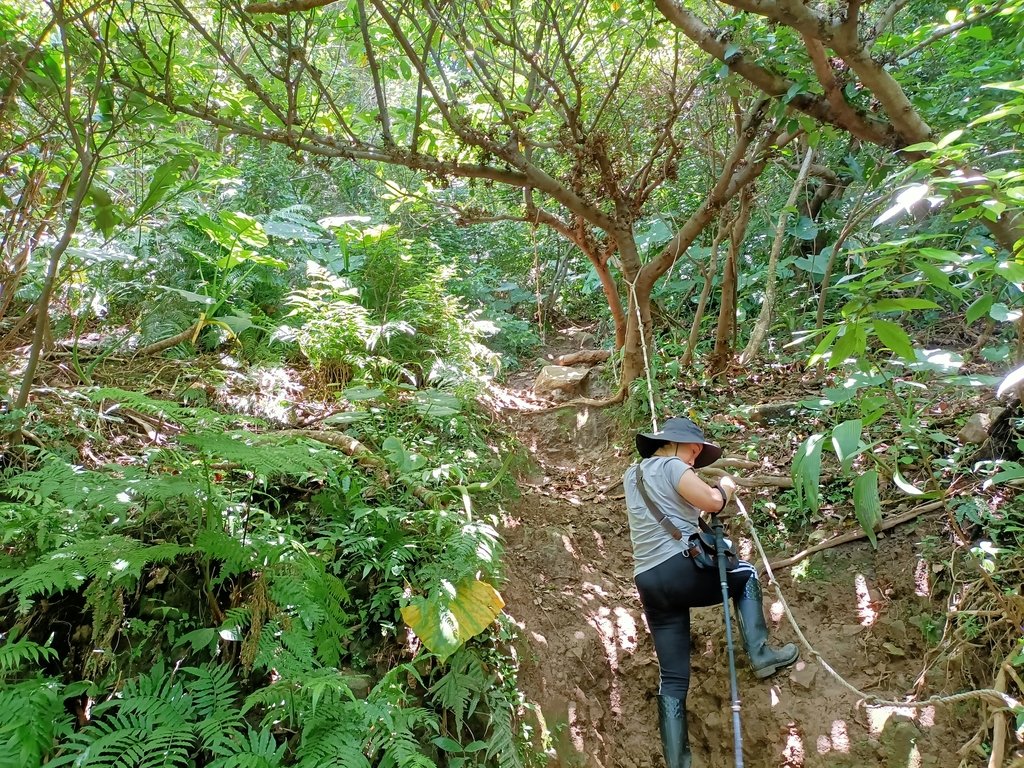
left=625, top=274, right=658, bottom=431
left=735, top=495, right=1021, bottom=713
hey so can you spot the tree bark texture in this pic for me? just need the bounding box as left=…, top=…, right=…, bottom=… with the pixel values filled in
left=710, top=191, right=752, bottom=376
left=740, top=146, right=815, bottom=365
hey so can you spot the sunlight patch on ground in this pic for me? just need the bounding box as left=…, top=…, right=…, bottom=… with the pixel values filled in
left=782, top=723, right=805, bottom=767
left=907, top=740, right=922, bottom=768
left=740, top=538, right=754, bottom=561
left=855, top=574, right=878, bottom=626
left=588, top=606, right=624, bottom=716
left=914, top=557, right=931, bottom=597
left=614, top=607, right=638, bottom=653
left=770, top=599, right=785, bottom=624
left=866, top=705, right=936, bottom=735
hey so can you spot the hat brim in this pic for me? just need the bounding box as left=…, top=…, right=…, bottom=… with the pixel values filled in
left=693, top=442, right=722, bottom=468
left=636, top=434, right=722, bottom=466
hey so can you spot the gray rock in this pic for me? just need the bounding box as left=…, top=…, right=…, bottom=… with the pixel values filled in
left=534, top=365, right=590, bottom=398
left=957, top=410, right=1001, bottom=444
left=789, top=661, right=818, bottom=689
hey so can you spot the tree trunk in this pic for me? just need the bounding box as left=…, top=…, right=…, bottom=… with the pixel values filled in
left=15, top=152, right=94, bottom=410
left=740, top=147, right=815, bottom=364
left=709, top=191, right=752, bottom=376
left=681, top=211, right=732, bottom=367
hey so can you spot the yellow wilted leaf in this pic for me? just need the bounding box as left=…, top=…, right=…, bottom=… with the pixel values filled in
left=400, top=578, right=504, bottom=661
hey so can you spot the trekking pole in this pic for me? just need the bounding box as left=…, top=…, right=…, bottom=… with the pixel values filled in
left=712, top=513, right=744, bottom=768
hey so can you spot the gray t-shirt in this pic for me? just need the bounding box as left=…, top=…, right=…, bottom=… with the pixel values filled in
left=623, top=457, right=702, bottom=576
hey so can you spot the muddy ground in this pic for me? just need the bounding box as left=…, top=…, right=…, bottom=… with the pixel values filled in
left=494, top=351, right=985, bottom=768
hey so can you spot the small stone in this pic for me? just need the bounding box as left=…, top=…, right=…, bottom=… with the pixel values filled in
left=957, top=412, right=994, bottom=444
left=789, top=661, right=818, bottom=690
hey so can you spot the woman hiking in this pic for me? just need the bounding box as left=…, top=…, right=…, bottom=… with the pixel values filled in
left=624, top=417, right=799, bottom=768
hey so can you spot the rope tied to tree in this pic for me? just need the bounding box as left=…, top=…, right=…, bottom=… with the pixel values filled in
left=624, top=273, right=658, bottom=432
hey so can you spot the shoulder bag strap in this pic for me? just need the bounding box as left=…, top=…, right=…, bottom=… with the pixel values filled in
left=636, top=464, right=717, bottom=538
left=635, top=465, right=683, bottom=541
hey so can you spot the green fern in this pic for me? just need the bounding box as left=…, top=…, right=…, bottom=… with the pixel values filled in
left=0, top=633, right=58, bottom=677
left=0, top=537, right=188, bottom=614
left=207, top=729, right=286, bottom=768
left=0, top=676, right=74, bottom=768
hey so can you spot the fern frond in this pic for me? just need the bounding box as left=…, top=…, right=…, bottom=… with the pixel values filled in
left=207, top=728, right=286, bottom=768
left=0, top=634, right=57, bottom=677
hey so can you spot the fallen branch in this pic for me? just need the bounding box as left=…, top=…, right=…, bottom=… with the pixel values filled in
left=275, top=428, right=382, bottom=468
left=134, top=322, right=202, bottom=357
left=766, top=500, right=944, bottom=572
left=700, top=466, right=794, bottom=488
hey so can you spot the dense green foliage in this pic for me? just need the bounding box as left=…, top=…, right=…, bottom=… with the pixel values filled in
left=2, top=0, right=1024, bottom=764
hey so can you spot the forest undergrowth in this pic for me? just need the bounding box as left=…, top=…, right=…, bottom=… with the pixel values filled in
left=0, top=347, right=533, bottom=768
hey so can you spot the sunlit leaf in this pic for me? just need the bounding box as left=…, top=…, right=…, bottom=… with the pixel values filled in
left=401, top=579, right=504, bottom=661
left=853, top=471, right=882, bottom=549
left=792, top=434, right=825, bottom=513
left=872, top=319, right=916, bottom=361
left=874, top=184, right=930, bottom=225
left=831, top=419, right=863, bottom=473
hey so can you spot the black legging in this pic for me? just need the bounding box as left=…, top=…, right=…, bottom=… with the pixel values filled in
left=635, top=552, right=757, bottom=700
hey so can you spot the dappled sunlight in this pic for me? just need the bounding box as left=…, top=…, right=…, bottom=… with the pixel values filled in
left=782, top=723, right=805, bottom=767
left=914, top=557, right=931, bottom=597
left=588, top=606, right=624, bottom=716
left=907, top=741, right=922, bottom=768
left=770, top=685, right=781, bottom=707
left=813, top=720, right=852, bottom=754
left=855, top=574, right=877, bottom=627
left=614, top=607, right=638, bottom=653
left=867, top=705, right=936, bottom=736
left=770, top=599, right=785, bottom=624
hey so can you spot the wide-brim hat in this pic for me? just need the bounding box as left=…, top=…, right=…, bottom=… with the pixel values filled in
left=636, top=417, right=722, bottom=466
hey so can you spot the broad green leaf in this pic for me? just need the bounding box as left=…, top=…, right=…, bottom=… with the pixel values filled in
left=988, top=462, right=1024, bottom=487
left=853, top=471, right=882, bottom=549
left=220, top=211, right=270, bottom=248
left=90, top=187, right=118, bottom=239
left=413, top=389, right=462, bottom=418
left=382, top=436, right=426, bottom=474
left=828, top=322, right=866, bottom=369
left=991, top=302, right=1021, bottom=322
left=343, top=386, right=385, bottom=401
left=914, top=261, right=961, bottom=298
left=996, top=260, right=1024, bottom=284
left=135, top=155, right=190, bottom=219
left=792, top=434, right=825, bottom=513
left=966, top=294, right=994, bottom=323
left=866, top=298, right=940, bottom=313
left=872, top=319, right=916, bottom=361
left=807, top=324, right=840, bottom=367
left=401, top=578, right=504, bottom=661
left=831, top=419, right=863, bottom=473
left=789, top=217, right=819, bottom=240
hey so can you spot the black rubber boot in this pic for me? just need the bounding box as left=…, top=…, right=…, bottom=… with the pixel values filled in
left=657, top=695, right=692, bottom=768
left=735, top=576, right=799, bottom=679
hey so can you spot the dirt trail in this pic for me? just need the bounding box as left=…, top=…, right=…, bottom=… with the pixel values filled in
left=495, top=344, right=977, bottom=768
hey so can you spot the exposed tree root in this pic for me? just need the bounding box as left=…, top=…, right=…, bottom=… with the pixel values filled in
left=765, top=501, right=944, bottom=572
left=554, top=350, right=612, bottom=366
